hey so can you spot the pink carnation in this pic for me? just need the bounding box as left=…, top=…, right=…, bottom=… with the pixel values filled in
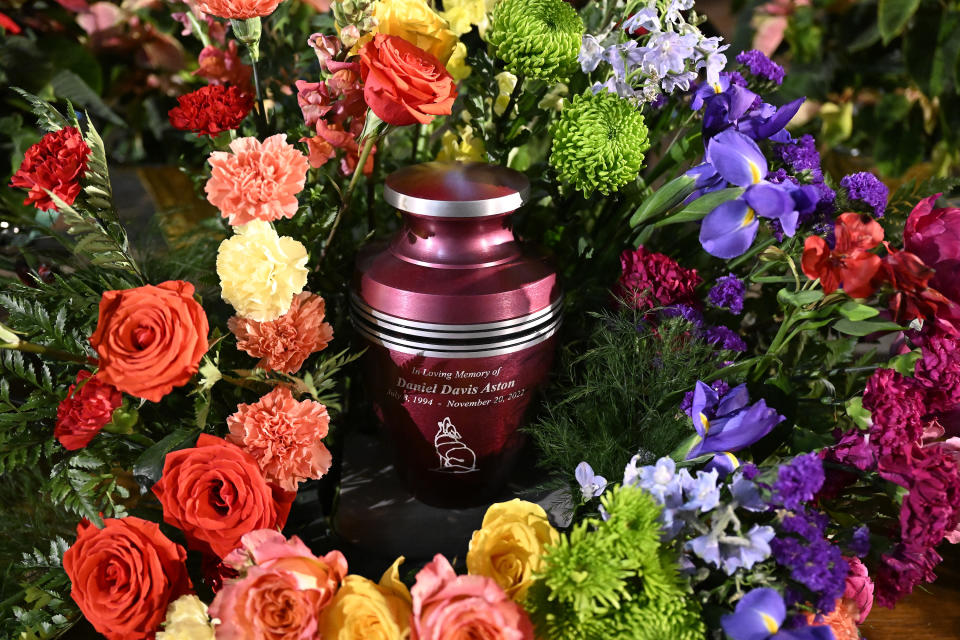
left=862, top=368, right=926, bottom=458
left=228, top=292, right=334, bottom=374
left=913, top=328, right=960, bottom=413
left=615, top=245, right=701, bottom=312
left=205, top=134, right=309, bottom=226
left=874, top=544, right=940, bottom=608
left=226, top=386, right=332, bottom=491
left=198, top=0, right=283, bottom=19
left=411, top=554, right=534, bottom=640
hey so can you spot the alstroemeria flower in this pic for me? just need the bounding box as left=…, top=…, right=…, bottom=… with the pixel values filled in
left=687, top=381, right=785, bottom=458
left=879, top=243, right=960, bottom=336
left=722, top=588, right=835, bottom=640
left=802, top=212, right=883, bottom=299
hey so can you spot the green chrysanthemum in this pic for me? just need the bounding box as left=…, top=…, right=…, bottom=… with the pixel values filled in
left=487, top=0, right=584, bottom=83
left=550, top=90, right=650, bottom=195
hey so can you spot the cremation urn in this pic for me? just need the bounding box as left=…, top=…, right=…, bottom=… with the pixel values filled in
left=351, top=162, right=561, bottom=507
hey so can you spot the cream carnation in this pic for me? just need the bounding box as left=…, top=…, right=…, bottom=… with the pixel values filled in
left=228, top=291, right=334, bottom=374
left=156, top=595, right=216, bottom=640
left=216, top=220, right=308, bottom=322
left=205, top=134, right=309, bottom=226
left=226, top=386, right=332, bottom=491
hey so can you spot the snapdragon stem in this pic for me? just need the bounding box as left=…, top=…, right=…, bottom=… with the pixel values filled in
left=321, top=134, right=379, bottom=261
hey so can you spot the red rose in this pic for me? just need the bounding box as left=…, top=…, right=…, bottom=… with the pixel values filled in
left=9, top=126, right=91, bottom=211
left=169, top=84, right=254, bottom=137
left=358, top=34, right=457, bottom=126
left=89, top=280, right=209, bottom=403
left=55, top=370, right=122, bottom=450
left=152, top=434, right=293, bottom=558
left=63, top=517, right=191, bottom=640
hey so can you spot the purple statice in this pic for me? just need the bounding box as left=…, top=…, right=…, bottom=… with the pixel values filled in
left=680, top=379, right=730, bottom=416
left=775, top=134, right=823, bottom=180
left=851, top=525, right=871, bottom=557
left=659, top=303, right=705, bottom=328
left=771, top=453, right=825, bottom=511
left=840, top=172, right=888, bottom=218
left=736, top=49, right=785, bottom=85
left=706, top=325, right=747, bottom=352
left=708, top=274, right=746, bottom=314
left=772, top=510, right=849, bottom=614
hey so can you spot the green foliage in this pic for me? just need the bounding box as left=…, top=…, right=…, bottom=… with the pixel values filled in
left=0, top=537, right=78, bottom=640
left=526, top=485, right=705, bottom=640
left=530, top=309, right=725, bottom=492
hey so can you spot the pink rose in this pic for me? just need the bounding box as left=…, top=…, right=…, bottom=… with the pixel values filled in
left=905, top=194, right=960, bottom=304
left=211, top=530, right=348, bottom=639
left=411, top=554, right=534, bottom=640
left=843, top=557, right=874, bottom=624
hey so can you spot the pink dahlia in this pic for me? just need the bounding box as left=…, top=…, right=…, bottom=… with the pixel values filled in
left=615, top=245, right=701, bottom=312
left=205, top=134, right=309, bottom=226
left=226, top=386, right=332, bottom=492
left=228, top=292, right=334, bottom=374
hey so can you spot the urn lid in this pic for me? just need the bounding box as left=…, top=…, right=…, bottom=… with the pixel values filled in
left=384, top=162, right=530, bottom=218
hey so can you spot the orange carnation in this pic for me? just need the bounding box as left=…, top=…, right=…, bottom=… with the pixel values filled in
left=228, top=291, right=334, bottom=374
left=205, top=134, right=309, bottom=226
left=226, top=386, right=332, bottom=492
left=198, top=0, right=283, bottom=19
left=89, top=280, right=208, bottom=403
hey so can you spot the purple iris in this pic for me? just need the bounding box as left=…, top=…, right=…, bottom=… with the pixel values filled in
left=722, top=589, right=835, bottom=640
left=697, top=77, right=804, bottom=143
left=704, top=451, right=740, bottom=477
left=686, top=380, right=785, bottom=459
left=698, top=130, right=802, bottom=258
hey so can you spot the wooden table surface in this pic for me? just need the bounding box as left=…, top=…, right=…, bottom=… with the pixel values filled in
left=861, top=545, right=960, bottom=639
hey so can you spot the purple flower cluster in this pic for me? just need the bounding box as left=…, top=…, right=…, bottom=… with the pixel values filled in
left=851, top=525, right=871, bottom=557
left=706, top=325, right=747, bottom=352
left=840, top=171, right=888, bottom=218
left=775, top=134, right=822, bottom=179
left=708, top=274, right=746, bottom=314
left=736, top=49, right=785, bottom=85
left=772, top=452, right=824, bottom=511
left=771, top=510, right=849, bottom=613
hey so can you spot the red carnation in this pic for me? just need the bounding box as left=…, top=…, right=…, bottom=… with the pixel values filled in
left=169, top=84, right=254, bottom=137
left=55, top=370, right=122, bottom=450
left=615, top=245, right=701, bottom=311
left=9, top=126, right=91, bottom=211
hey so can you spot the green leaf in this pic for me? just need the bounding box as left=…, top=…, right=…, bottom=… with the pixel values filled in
left=777, top=289, right=824, bottom=308
left=887, top=349, right=922, bottom=376
left=628, top=175, right=697, bottom=227
left=833, top=318, right=905, bottom=336
left=133, top=427, right=200, bottom=488
left=652, top=187, right=744, bottom=227
left=878, top=0, right=921, bottom=44
left=837, top=301, right=880, bottom=321
left=50, top=70, right=124, bottom=127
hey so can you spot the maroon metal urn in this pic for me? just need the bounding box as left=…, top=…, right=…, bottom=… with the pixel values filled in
left=351, top=162, right=562, bottom=507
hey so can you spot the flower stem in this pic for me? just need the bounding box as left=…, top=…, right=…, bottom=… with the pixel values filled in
left=2, top=341, right=95, bottom=366
left=320, top=134, right=379, bottom=261
left=250, top=56, right=269, bottom=133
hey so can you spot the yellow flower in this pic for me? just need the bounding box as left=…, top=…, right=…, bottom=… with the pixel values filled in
left=437, top=125, right=486, bottom=162
left=441, top=0, right=496, bottom=36
left=446, top=41, right=472, bottom=81
left=156, top=595, right=216, bottom=640
left=494, top=71, right=517, bottom=116
left=467, top=499, right=559, bottom=602
left=538, top=82, right=569, bottom=111
left=372, top=0, right=458, bottom=64
left=216, top=219, right=308, bottom=322
left=319, top=557, right=412, bottom=640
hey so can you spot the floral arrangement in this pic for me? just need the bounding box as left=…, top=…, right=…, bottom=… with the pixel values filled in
left=1, top=0, right=959, bottom=637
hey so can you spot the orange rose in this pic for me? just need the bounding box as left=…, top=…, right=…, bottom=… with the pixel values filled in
left=152, top=435, right=293, bottom=558
left=358, top=34, right=457, bottom=126
left=63, top=517, right=192, bottom=640
left=89, top=280, right=209, bottom=402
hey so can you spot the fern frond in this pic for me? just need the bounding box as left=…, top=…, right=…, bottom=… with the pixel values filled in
left=12, top=88, right=70, bottom=133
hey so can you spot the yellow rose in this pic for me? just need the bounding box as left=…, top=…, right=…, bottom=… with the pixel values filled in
left=467, top=499, right=559, bottom=602
left=319, top=557, right=412, bottom=640
left=437, top=125, right=486, bottom=163
left=373, top=0, right=458, bottom=64
left=441, top=0, right=496, bottom=36
left=156, top=595, right=216, bottom=640
left=216, top=220, right=308, bottom=322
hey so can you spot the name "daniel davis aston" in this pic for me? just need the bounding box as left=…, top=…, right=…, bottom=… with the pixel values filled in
left=395, top=377, right=517, bottom=395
